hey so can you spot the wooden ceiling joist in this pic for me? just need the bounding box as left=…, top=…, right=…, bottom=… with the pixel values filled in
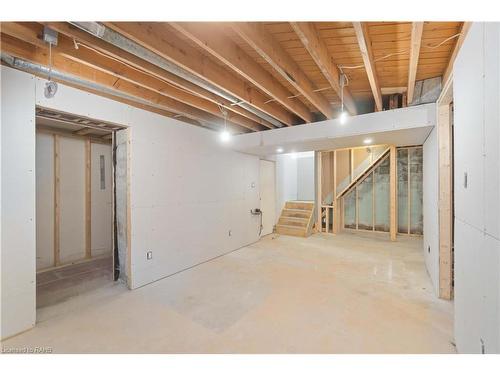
left=442, top=22, right=472, bottom=85
left=1, top=22, right=264, bottom=132
left=170, top=22, right=314, bottom=123
left=0, top=21, right=466, bottom=130
left=290, top=22, right=357, bottom=116
left=352, top=22, right=383, bottom=111
left=231, top=22, right=335, bottom=119
left=44, top=22, right=275, bottom=130
left=0, top=33, right=249, bottom=134
left=105, top=22, right=298, bottom=126
left=407, top=22, right=424, bottom=104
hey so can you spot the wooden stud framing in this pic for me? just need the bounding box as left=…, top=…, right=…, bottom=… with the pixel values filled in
left=53, top=134, right=61, bottom=266
left=332, top=150, right=339, bottom=234
left=352, top=22, right=383, bottom=112
left=232, top=22, right=335, bottom=119
left=443, top=22, right=472, bottom=85
left=407, top=22, right=424, bottom=104
left=316, top=151, right=322, bottom=232
left=85, top=138, right=92, bottom=259
left=437, top=79, right=454, bottom=300
left=389, top=145, right=397, bottom=241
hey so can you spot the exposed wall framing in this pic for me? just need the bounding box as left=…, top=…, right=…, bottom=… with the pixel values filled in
left=437, top=78, right=454, bottom=300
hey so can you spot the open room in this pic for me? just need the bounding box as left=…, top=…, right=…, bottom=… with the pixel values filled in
left=1, top=17, right=499, bottom=358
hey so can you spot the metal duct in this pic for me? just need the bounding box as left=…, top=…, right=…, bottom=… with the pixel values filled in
left=1, top=52, right=221, bottom=132
left=69, top=22, right=284, bottom=128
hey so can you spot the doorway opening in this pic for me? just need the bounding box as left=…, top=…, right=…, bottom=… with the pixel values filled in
left=35, top=107, right=129, bottom=308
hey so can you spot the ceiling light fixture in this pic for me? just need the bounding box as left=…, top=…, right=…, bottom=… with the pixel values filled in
left=276, top=147, right=284, bottom=153
left=219, top=106, right=231, bottom=143
left=43, top=27, right=58, bottom=99
left=339, top=73, right=349, bottom=125
left=363, top=138, right=373, bottom=145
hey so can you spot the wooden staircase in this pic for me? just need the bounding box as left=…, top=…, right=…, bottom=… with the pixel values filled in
left=276, top=201, right=315, bottom=237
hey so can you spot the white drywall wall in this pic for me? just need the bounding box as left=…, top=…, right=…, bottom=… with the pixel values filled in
left=297, top=155, right=315, bottom=201
left=91, top=143, right=113, bottom=257
left=231, top=104, right=436, bottom=156
left=422, top=126, right=439, bottom=295
left=275, top=154, right=297, bottom=219
left=35, top=133, right=55, bottom=270
left=453, top=22, right=500, bottom=354
left=126, top=109, right=260, bottom=289
left=31, top=67, right=259, bottom=290
left=1, top=65, right=263, bottom=336
left=0, top=68, right=36, bottom=340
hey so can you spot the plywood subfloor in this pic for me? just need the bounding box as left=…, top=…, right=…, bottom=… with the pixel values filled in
left=36, top=256, right=113, bottom=308
left=3, top=233, right=454, bottom=353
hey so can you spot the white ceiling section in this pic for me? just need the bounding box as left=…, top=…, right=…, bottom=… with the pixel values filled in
left=230, top=103, right=436, bottom=156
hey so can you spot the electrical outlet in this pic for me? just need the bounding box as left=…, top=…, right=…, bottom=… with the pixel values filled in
left=147, top=251, right=153, bottom=260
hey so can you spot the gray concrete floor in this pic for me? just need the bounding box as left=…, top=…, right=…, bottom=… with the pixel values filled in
left=1, top=232, right=454, bottom=353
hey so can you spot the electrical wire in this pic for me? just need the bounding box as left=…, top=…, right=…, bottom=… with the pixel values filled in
left=338, top=32, right=462, bottom=70
left=48, top=42, right=52, bottom=81
left=73, top=39, right=236, bottom=113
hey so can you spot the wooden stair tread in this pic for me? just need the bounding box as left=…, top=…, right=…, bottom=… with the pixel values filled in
left=276, top=200, right=315, bottom=238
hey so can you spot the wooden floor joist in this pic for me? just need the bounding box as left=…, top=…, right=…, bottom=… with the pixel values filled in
left=105, top=22, right=298, bottom=126
left=232, top=22, right=336, bottom=119
left=170, top=22, right=313, bottom=123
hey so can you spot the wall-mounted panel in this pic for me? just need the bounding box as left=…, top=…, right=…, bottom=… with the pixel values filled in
left=1, top=67, right=36, bottom=340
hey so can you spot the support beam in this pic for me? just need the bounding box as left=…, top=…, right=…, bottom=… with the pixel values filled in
left=316, top=152, right=322, bottom=232
left=54, top=134, right=61, bottom=266
left=389, top=145, right=397, bottom=241
left=170, top=22, right=313, bottom=123
left=332, top=150, right=339, bottom=234
left=290, top=22, right=357, bottom=115
left=442, top=22, right=472, bottom=85
left=352, top=22, right=383, bottom=112
left=105, top=22, right=297, bottom=126
left=44, top=22, right=276, bottom=130
left=74, top=128, right=93, bottom=136
left=85, top=138, right=91, bottom=259
left=407, top=22, right=424, bottom=104
left=232, top=22, right=335, bottom=119
left=437, top=80, right=453, bottom=299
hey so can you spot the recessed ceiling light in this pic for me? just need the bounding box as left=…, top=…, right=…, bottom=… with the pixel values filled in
left=276, top=147, right=284, bottom=153
left=363, top=138, right=373, bottom=145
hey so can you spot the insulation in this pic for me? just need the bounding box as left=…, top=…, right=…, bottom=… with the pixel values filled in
left=397, top=148, right=409, bottom=233
left=357, top=173, right=374, bottom=230
left=344, top=189, right=356, bottom=229
left=374, top=157, right=390, bottom=232
left=409, top=148, right=423, bottom=234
